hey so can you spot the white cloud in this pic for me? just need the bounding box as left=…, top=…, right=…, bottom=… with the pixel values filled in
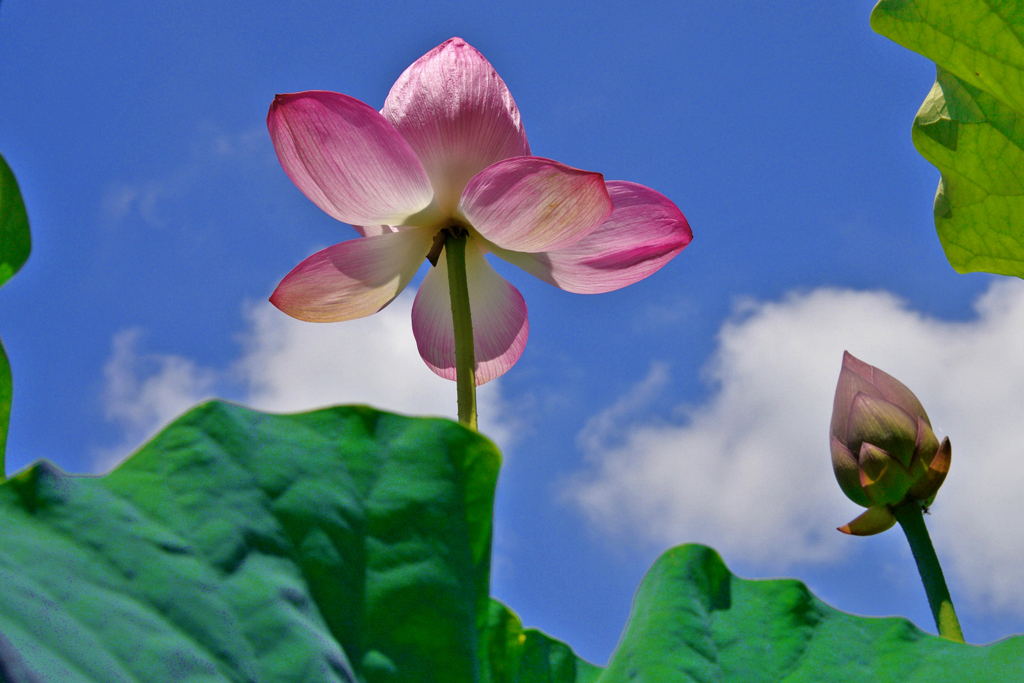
left=566, top=278, right=1024, bottom=613
left=237, top=297, right=445, bottom=414
left=97, top=329, right=217, bottom=471
left=97, top=293, right=515, bottom=471
left=233, top=295, right=513, bottom=444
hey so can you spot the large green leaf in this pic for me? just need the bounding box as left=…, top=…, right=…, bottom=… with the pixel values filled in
left=1, top=402, right=1020, bottom=681
left=598, top=544, right=1023, bottom=682
left=0, top=151, right=30, bottom=288
left=0, top=151, right=31, bottom=476
left=481, top=601, right=601, bottom=683
left=871, top=0, right=1024, bottom=276
left=0, top=401, right=503, bottom=682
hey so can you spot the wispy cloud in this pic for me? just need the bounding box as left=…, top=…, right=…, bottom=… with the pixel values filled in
left=566, top=278, right=1024, bottom=613
left=100, top=125, right=270, bottom=228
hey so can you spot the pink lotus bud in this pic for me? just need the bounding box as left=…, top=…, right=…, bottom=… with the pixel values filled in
left=830, top=352, right=951, bottom=535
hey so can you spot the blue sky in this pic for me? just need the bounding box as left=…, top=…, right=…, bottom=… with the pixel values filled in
left=2, top=0, right=1022, bottom=665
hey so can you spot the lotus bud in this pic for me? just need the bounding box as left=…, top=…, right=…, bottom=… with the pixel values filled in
left=830, top=351, right=951, bottom=536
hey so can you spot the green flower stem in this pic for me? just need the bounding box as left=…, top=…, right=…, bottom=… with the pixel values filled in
left=892, top=500, right=965, bottom=643
left=444, top=230, right=478, bottom=431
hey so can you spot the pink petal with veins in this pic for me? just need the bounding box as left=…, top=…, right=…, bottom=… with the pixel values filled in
left=270, top=229, right=434, bottom=322
left=490, top=181, right=691, bottom=293
left=269, top=91, right=439, bottom=227
left=411, top=240, right=528, bottom=384
left=459, top=157, right=612, bottom=253
left=383, top=38, right=531, bottom=214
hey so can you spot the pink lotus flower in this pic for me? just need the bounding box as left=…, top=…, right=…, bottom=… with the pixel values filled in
left=268, top=38, right=691, bottom=384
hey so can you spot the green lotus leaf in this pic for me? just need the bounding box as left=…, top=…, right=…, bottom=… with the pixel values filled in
left=598, top=544, right=1023, bottom=682
left=0, top=401, right=501, bottom=682
left=1, top=402, right=1020, bottom=681
left=0, top=151, right=30, bottom=289
left=872, top=0, right=1024, bottom=276
left=0, top=151, right=31, bottom=476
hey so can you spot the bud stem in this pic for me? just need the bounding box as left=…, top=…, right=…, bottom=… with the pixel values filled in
left=444, top=230, right=478, bottom=431
left=892, top=500, right=964, bottom=643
